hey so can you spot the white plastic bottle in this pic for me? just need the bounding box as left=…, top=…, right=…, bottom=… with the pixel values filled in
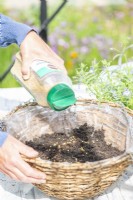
left=31, top=60, right=76, bottom=111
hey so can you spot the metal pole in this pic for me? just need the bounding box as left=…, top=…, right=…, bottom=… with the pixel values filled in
left=39, top=0, right=67, bottom=34
left=0, top=60, right=15, bottom=81
left=40, top=0, right=48, bottom=42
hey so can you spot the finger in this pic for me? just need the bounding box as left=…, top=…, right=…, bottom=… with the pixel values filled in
left=3, top=135, right=38, bottom=160
left=0, top=168, right=19, bottom=181
left=10, top=165, right=46, bottom=184
left=13, top=155, right=46, bottom=180
left=3, top=165, right=45, bottom=184
left=17, top=142, right=39, bottom=158
left=1, top=154, right=46, bottom=183
left=21, top=60, right=31, bottom=80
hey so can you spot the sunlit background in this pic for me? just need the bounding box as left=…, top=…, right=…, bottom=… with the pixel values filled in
left=0, top=0, right=133, bottom=87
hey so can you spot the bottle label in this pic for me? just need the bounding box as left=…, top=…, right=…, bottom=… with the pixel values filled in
left=31, top=61, right=57, bottom=78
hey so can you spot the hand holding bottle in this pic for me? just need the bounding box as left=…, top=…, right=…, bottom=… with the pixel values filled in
left=20, top=31, right=67, bottom=80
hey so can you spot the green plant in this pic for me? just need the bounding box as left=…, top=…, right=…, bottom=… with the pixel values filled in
left=74, top=43, right=133, bottom=109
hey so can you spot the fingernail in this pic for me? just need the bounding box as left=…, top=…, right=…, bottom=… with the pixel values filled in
left=28, top=151, right=38, bottom=158
left=23, top=75, right=29, bottom=80
left=42, top=175, right=46, bottom=179
left=40, top=179, right=46, bottom=184
left=33, top=150, right=38, bottom=155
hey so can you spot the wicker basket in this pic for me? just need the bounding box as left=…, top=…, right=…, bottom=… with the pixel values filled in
left=1, top=99, right=133, bottom=200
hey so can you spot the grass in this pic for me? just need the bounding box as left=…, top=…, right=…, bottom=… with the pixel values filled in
left=0, top=45, right=20, bottom=87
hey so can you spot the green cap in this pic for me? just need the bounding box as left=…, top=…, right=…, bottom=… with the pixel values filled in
left=47, top=84, right=76, bottom=111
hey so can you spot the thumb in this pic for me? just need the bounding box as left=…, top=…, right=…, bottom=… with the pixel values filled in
left=21, top=59, right=31, bottom=80
left=19, top=142, right=39, bottom=158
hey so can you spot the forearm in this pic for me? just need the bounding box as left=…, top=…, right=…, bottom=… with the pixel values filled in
left=0, top=14, right=32, bottom=47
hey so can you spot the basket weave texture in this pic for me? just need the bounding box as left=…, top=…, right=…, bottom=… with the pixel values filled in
left=2, top=99, right=133, bottom=200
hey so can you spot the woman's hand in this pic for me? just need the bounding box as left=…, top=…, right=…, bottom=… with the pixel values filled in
left=20, top=31, right=67, bottom=80
left=0, top=135, right=46, bottom=183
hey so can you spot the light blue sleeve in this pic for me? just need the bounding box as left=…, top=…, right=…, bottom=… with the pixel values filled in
left=0, top=13, right=33, bottom=47
left=0, top=131, right=8, bottom=147
left=0, top=14, right=33, bottom=145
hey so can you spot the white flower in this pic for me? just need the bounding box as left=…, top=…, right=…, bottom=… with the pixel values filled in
left=123, top=89, right=131, bottom=97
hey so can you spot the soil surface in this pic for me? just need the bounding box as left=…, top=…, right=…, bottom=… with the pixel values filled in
left=25, top=123, right=124, bottom=163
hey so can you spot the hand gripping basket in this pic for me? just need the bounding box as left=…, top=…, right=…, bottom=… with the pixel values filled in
left=1, top=99, right=133, bottom=200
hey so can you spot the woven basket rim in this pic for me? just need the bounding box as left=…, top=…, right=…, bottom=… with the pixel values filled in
left=77, top=99, right=133, bottom=116
left=22, top=152, right=131, bottom=170
left=3, top=98, right=133, bottom=118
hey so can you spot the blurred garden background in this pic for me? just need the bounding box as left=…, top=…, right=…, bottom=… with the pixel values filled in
left=0, top=0, right=133, bottom=108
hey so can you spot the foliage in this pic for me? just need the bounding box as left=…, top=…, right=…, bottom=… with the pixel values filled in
left=74, top=42, right=133, bottom=109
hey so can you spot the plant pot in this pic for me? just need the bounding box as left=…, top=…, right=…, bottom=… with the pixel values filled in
left=1, top=99, right=133, bottom=200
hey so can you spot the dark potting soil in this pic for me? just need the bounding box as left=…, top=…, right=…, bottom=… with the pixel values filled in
left=25, top=123, right=124, bottom=163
